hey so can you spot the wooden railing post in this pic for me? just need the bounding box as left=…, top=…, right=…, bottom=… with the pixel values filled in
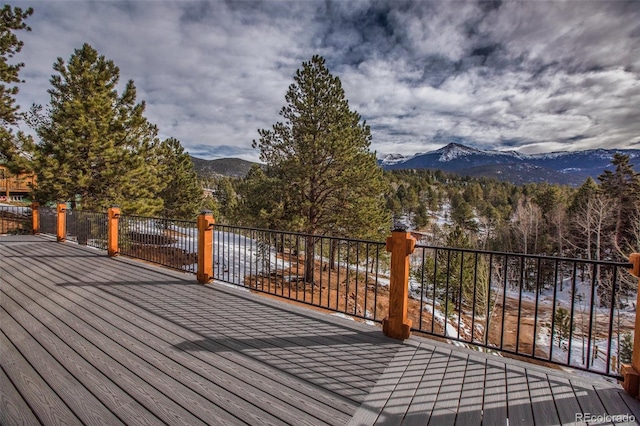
left=623, top=253, right=640, bottom=397
left=107, top=206, right=120, bottom=257
left=56, top=203, right=66, bottom=242
left=383, top=229, right=416, bottom=340
left=197, top=210, right=215, bottom=284
left=31, top=202, right=39, bottom=234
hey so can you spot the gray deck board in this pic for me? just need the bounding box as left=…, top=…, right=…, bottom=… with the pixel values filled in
left=596, top=387, right=637, bottom=426
left=401, top=344, right=451, bottom=426
left=64, top=275, right=360, bottom=419
left=505, top=363, right=534, bottom=425
left=428, top=348, right=467, bottom=426
left=547, top=375, right=583, bottom=425
left=2, top=272, right=213, bottom=426
left=481, top=358, right=508, bottom=426
left=2, top=256, right=312, bottom=426
left=453, top=354, right=486, bottom=426
left=2, top=292, right=164, bottom=426
left=526, top=369, right=560, bottom=426
left=0, top=362, right=41, bottom=425
left=1, top=308, right=125, bottom=426
left=1, top=330, right=81, bottom=425
left=374, top=344, right=431, bottom=425
left=348, top=344, right=418, bottom=426
left=571, top=379, right=609, bottom=421
left=2, top=235, right=639, bottom=426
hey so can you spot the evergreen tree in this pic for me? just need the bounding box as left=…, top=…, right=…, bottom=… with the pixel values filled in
left=0, top=5, right=33, bottom=173
left=620, top=332, right=633, bottom=365
left=157, top=137, right=202, bottom=219
left=215, top=177, right=239, bottom=222
left=554, top=307, right=572, bottom=348
left=29, top=43, right=165, bottom=215
left=598, top=154, right=640, bottom=251
left=250, top=55, right=390, bottom=282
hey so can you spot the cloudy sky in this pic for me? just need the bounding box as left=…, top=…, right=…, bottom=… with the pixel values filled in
left=8, top=0, right=640, bottom=161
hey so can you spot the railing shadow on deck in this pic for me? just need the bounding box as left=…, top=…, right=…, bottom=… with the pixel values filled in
left=55, top=275, right=402, bottom=402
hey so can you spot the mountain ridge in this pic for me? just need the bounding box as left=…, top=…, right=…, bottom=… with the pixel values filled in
left=189, top=156, right=257, bottom=179
left=380, top=143, right=640, bottom=186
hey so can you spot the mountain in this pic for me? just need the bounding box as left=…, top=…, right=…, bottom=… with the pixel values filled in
left=380, top=143, right=640, bottom=186
left=190, top=156, right=257, bottom=179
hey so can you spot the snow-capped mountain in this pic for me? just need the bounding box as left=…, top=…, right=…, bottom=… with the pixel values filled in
left=379, top=153, right=411, bottom=166
left=380, top=143, right=640, bottom=186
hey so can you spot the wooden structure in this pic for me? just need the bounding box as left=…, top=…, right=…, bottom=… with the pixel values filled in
left=382, top=230, right=415, bottom=340
left=2, top=234, right=639, bottom=425
left=197, top=210, right=215, bottom=283
left=0, top=165, right=35, bottom=202
left=623, top=253, right=640, bottom=399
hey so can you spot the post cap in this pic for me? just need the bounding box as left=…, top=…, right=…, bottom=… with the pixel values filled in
left=200, top=210, right=213, bottom=215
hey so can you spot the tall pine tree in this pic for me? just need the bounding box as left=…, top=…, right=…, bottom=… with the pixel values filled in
left=251, top=55, right=390, bottom=282
left=30, top=43, right=165, bottom=214
left=0, top=5, right=33, bottom=173
left=598, top=154, right=640, bottom=251
left=157, top=137, right=202, bottom=219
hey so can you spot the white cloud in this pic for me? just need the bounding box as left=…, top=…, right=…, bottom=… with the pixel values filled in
left=7, top=0, right=640, bottom=160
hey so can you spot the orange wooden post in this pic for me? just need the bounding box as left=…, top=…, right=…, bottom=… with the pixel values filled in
left=623, top=253, right=640, bottom=397
left=107, top=206, right=120, bottom=257
left=197, top=210, right=215, bottom=284
left=383, top=229, right=416, bottom=340
left=31, top=202, right=40, bottom=234
left=56, top=203, right=66, bottom=242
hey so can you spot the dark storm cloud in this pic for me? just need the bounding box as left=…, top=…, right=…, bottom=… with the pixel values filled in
left=7, top=0, right=640, bottom=160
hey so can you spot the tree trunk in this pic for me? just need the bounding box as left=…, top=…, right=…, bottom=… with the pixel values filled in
left=330, top=239, right=338, bottom=270
left=304, top=235, right=315, bottom=283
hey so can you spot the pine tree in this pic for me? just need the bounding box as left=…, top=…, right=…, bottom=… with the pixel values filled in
left=250, top=55, right=390, bottom=282
left=157, top=138, right=202, bottom=219
left=29, top=43, right=165, bottom=215
left=554, top=307, right=572, bottom=348
left=0, top=5, right=33, bottom=173
left=598, top=154, right=640, bottom=251
left=620, top=332, right=633, bottom=365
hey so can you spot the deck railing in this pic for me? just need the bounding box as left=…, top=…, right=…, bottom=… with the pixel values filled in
left=39, top=206, right=56, bottom=235
left=410, top=244, right=633, bottom=379
left=0, top=204, right=31, bottom=235
left=117, top=214, right=198, bottom=273
left=65, top=209, right=108, bottom=250
left=15, top=206, right=640, bottom=386
left=213, top=223, right=388, bottom=322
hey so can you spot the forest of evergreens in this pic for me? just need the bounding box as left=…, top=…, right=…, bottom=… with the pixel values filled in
left=205, top=152, right=640, bottom=264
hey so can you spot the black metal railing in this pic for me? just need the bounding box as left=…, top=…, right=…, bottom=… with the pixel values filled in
left=0, top=204, right=31, bottom=235
left=39, top=207, right=57, bottom=235
left=213, top=224, right=389, bottom=323
left=65, top=210, right=108, bottom=250
left=118, top=214, right=198, bottom=273
left=410, top=244, right=634, bottom=379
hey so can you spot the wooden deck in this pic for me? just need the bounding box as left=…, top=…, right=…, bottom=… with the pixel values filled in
left=1, top=235, right=639, bottom=425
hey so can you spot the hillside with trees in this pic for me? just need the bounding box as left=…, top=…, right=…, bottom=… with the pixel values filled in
left=383, top=156, right=640, bottom=264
